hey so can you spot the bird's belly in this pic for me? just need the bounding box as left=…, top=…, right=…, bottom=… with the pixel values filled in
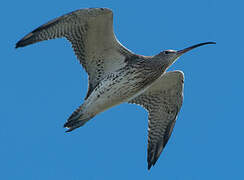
left=83, top=70, right=158, bottom=115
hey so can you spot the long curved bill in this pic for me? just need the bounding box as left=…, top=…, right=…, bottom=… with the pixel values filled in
left=177, top=42, right=216, bottom=56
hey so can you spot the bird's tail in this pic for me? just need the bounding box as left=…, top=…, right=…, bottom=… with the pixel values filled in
left=64, top=105, right=93, bottom=132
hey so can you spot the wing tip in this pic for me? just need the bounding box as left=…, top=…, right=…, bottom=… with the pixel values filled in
left=148, top=163, right=152, bottom=170
left=15, top=7, right=113, bottom=49
left=15, top=40, right=24, bottom=48
left=147, top=144, right=163, bottom=170
left=147, top=158, right=157, bottom=170
left=15, top=32, right=35, bottom=48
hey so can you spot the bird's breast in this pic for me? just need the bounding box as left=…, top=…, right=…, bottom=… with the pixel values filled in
left=83, top=64, right=163, bottom=115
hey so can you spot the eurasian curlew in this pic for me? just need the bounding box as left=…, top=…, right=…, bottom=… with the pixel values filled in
left=16, top=8, right=215, bottom=170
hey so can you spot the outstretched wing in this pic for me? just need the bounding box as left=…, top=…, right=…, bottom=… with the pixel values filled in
left=16, top=8, right=133, bottom=99
left=129, top=71, right=184, bottom=170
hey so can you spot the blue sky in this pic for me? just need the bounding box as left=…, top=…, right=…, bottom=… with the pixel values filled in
left=1, top=0, right=243, bottom=179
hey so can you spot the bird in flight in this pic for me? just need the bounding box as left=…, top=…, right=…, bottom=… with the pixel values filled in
left=16, top=8, right=215, bottom=170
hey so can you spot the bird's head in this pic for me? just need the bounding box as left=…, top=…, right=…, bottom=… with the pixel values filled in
left=156, top=42, right=216, bottom=67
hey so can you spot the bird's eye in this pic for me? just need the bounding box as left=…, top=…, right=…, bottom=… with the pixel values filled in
left=163, top=50, right=175, bottom=55
left=164, top=51, right=170, bottom=54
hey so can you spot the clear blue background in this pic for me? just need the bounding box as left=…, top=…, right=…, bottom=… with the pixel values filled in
left=1, top=0, right=243, bottom=179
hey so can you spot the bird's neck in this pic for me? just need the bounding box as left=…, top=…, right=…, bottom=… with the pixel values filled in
left=151, top=56, right=169, bottom=72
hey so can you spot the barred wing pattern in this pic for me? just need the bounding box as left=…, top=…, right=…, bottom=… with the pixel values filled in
left=129, top=71, right=184, bottom=169
left=16, top=8, right=133, bottom=99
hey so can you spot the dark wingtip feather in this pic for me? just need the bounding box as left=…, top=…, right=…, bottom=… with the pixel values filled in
left=148, top=158, right=158, bottom=170
left=147, top=152, right=155, bottom=170
left=15, top=40, right=25, bottom=48
left=15, top=40, right=23, bottom=48
left=147, top=144, right=162, bottom=170
left=15, top=32, right=35, bottom=48
left=148, top=163, right=152, bottom=170
left=15, top=15, right=62, bottom=49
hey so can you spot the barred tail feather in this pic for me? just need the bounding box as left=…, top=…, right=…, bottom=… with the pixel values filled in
left=64, top=118, right=90, bottom=132
left=64, top=106, right=93, bottom=132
